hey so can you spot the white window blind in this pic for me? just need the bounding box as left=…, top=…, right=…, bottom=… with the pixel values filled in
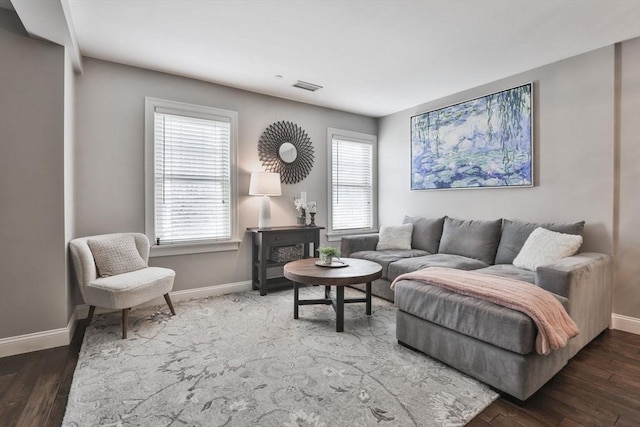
left=154, top=109, right=231, bottom=244
left=331, top=138, right=374, bottom=231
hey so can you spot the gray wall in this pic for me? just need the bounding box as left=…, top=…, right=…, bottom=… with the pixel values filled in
left=615, top=38, right=640, bottom=318
left=75, top=57, right=377, bottom=293
left=0, top=10, right=68, bottom=338
left=378, top=43, right=640, bottom=319
left=64, top=48, right=76, bottom=321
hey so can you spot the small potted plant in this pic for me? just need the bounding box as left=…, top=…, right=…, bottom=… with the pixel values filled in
left=317, top=246, right=340, bottom=265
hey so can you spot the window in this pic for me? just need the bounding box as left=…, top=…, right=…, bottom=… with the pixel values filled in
left=327, top=128, right=378, bottom=240
left=145, top=98, right=239, bottom=256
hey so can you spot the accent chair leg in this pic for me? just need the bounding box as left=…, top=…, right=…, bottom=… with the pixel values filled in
left=87, top=305, right=96, bottom=324
left=122, top=308, right=130, bottom=339
left=164, top=293, right=176, bottom=315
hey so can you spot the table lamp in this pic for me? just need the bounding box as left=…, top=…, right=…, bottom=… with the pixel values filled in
left=249, top=172, right=282, bottom=229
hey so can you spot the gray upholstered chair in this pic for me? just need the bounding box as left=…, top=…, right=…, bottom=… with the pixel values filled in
left=69, top=232, right=176, bottom=338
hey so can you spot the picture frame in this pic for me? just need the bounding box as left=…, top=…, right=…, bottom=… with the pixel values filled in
left=410, top=83, right=533, bottom=190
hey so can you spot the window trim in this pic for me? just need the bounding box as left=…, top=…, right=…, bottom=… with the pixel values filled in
left=326, top=127, right=378, bottom=241
left=144, top=97, right=239, bottom=257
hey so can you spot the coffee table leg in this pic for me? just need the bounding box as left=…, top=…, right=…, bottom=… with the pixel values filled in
left=366, top=281, right=372, bottom=315
left=336, top=286, right=344, bottom=332
left=294, top=282, right=299, bottom=319
left=324, top=285, right=331, bottom=300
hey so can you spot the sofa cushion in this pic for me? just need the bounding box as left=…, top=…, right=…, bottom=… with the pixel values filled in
left=85, top=266, right=175, bottom=310
left=495, top=219, right=585, bottom=265
left=402, top=216, right=445, bottom=253
left=513, top=228, right=583, bottom=271
left=350, top=249, right=428, bottom=279
left=376, top=223, right=413, bottom=250
left=474, top=264, right=536, bottom=284
left=387, top=254, right=488, bottom=282
left=395, top=279, right=564, bottom=355
left=438, top=217, right=502, bottom=265
left=395, top=280, right=535, bottom=354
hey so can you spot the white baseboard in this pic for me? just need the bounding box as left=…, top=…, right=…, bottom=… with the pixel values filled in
left=0, top=310, right=78, bottom=358
left=1, top=281, right=252, bottom=358
left=170, top=280, right=252, bottom=302
left=611, top=313, right=640, bottom=335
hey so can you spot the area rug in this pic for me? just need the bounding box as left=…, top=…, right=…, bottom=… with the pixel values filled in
left=63, top=287, right=498, bottom=426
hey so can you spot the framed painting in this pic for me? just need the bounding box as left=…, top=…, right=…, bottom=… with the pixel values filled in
left=411, top=83, right=533, bottom=190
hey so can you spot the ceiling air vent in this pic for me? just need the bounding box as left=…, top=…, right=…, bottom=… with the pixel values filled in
left=293, top=80, right=323, bottom=92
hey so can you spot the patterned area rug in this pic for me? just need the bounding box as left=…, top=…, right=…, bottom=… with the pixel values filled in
left=63, top=287, right=497, bottom=426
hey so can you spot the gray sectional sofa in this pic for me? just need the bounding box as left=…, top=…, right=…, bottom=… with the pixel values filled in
left=341, top=216, right=613, bottom=400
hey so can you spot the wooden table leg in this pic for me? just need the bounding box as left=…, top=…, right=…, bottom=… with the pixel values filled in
left=122, top=308, right=130, bottom=339
left=259, top=239, right=268, bottom=296
left=336, top=286, right=344, bottom=332
left=366, top=281, right=372, bottom=315
left=293, top=282, right=299, bottom=319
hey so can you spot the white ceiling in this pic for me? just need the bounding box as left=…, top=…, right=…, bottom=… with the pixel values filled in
left=57, top=1, right=640, bottom=117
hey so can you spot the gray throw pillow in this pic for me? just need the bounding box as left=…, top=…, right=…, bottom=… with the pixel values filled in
left=402, top=215, right=445, bottom=254
left=438, top=217, right=502, bottom=265
left=88, top=235, right=148, bottom=277
left=495, top=219, right=585, bottom=265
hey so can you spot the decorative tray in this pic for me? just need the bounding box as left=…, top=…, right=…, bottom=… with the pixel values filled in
left=315, top=260, right=349, bottom=268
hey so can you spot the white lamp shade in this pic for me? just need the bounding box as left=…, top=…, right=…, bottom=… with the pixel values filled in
left=249, top=172, right=282, bottom=196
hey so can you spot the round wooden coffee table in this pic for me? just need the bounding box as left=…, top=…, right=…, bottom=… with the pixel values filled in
left=283, top=258, right=382, bottom=332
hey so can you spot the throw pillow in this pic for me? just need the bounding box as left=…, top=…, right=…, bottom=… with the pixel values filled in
left=376, top=223, right=413, bottom=251
left=495, top=219, right=585, bottom=264
left=438, top=217, right=502, bottom=265
left=402, top=216, right=445, bottom=254
left=88, top=235, right=148, bottom=277
left=513, top=227, right=583, bottom=271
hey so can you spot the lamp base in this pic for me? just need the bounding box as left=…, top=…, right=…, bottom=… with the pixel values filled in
left=258, top=195, right=272, bottom=229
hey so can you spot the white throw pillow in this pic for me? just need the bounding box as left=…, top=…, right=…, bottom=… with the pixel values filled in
left=513, top=227, right=583, bottom=271
left=377, top=223, right=414, bottom=250
left=88, top=235, right=148, bottom=277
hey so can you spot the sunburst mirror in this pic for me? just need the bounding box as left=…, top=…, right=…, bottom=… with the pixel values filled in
left=258, top=121, right=314, bottom=184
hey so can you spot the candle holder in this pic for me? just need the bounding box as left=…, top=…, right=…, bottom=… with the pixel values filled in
left=309, top=212, right=316, bottom=227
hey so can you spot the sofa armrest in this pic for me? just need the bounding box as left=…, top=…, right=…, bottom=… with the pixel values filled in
left=536, top=252, right=613, bottom=356
left=535, top=252, right=612, bottom=298
left=340, top=234, right=379, bottom=257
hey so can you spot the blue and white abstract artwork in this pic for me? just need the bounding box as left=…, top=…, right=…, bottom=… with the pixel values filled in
left=411, top=83, right=532, bottom=190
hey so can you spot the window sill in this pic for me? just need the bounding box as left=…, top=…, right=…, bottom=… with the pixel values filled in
left=326, top=230, right=379, bottom=242
left=150, top=239, right=241, bottom=257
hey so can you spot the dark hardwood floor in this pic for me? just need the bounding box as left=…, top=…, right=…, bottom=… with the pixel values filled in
left=0, top=322, right=85, bottom=427
left=470, top=329, right=640, bottom=427
left=0, top=324, right=638, bottom=426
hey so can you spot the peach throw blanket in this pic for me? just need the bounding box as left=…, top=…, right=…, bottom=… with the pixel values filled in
left=391, top=267, right=579, bottom=355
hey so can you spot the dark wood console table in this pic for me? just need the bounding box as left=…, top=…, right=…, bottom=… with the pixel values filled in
left=248, top=226, right=324, bottom=296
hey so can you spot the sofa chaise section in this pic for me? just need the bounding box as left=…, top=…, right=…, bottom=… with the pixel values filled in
left=395, top=251, right=611, bottom=400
